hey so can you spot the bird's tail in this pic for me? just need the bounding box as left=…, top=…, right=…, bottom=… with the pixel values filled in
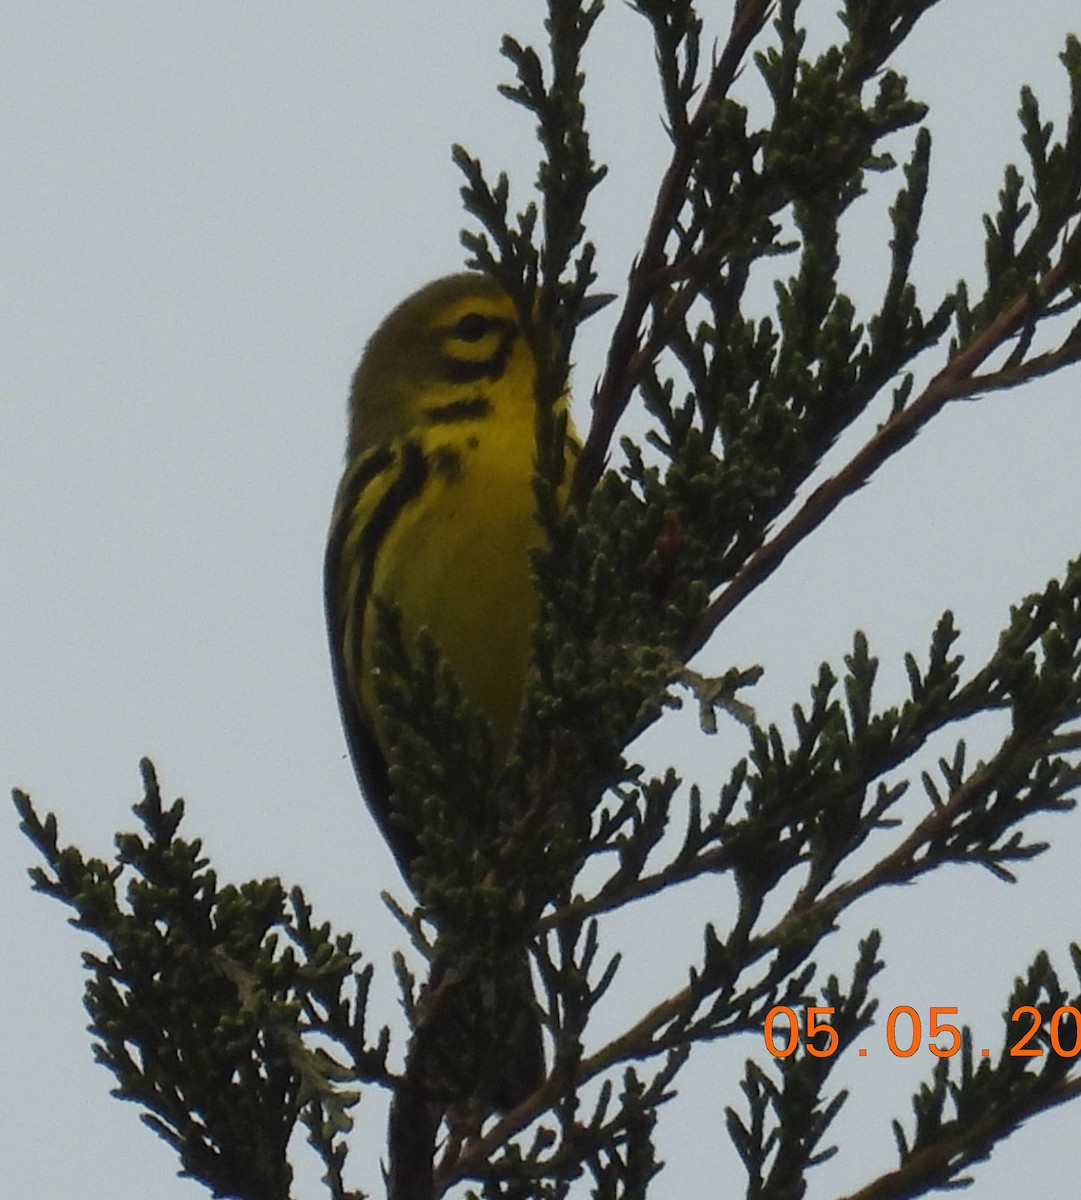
left=422, top=947, right=544, bottom=1113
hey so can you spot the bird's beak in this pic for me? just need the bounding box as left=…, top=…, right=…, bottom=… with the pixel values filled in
left=577, top=291, right=617, bottom=323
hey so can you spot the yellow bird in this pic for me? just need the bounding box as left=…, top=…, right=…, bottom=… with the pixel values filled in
left=325, top=272, right=611, bottom=1109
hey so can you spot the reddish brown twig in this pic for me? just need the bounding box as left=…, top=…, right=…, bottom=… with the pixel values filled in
left=571, top=0, right=776, bottom=505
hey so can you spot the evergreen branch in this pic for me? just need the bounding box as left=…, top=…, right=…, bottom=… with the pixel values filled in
left=688, top=218, right=1081, bottom=655
left=13, top=761, right=382, bottom=1200
left=727, top=934, right=883, bottom=1194
left=861, top=950, right=1081, bottom=1197
left=523, top=569, right=1081, bottom=1102
left=543, top=559, right=1081, bottom=934
left=839, top=1059, right=1081, bottom=1200
left=766, top=722, right=1077, bottom=952
left=572, top=0, right=776, bottom=503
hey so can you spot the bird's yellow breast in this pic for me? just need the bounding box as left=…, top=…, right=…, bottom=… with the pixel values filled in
left=364, top=399, right=547, bottom=757
left=339, top=297, right=573, bottom=762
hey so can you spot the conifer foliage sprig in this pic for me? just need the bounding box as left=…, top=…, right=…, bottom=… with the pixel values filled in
left=14, top=761, right=387, bottom=1200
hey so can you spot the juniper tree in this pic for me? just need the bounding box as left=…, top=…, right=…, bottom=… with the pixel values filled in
left=14, top=3, right=1081, bottom=1199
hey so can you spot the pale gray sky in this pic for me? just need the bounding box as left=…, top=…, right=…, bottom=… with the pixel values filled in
left=4, top=4, right=1081, bottom=1199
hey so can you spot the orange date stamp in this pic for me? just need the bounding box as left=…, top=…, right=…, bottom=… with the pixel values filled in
left=763, top=1004, right=1081, bottom=1059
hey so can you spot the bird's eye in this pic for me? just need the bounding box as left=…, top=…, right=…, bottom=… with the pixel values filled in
left=454, top=312, right=494, bottom=342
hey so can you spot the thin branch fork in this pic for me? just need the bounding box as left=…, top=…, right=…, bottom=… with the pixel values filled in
left=431, top=1072, right=568, bottom=1194
left=685, top=221, right=1081, bottom=659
